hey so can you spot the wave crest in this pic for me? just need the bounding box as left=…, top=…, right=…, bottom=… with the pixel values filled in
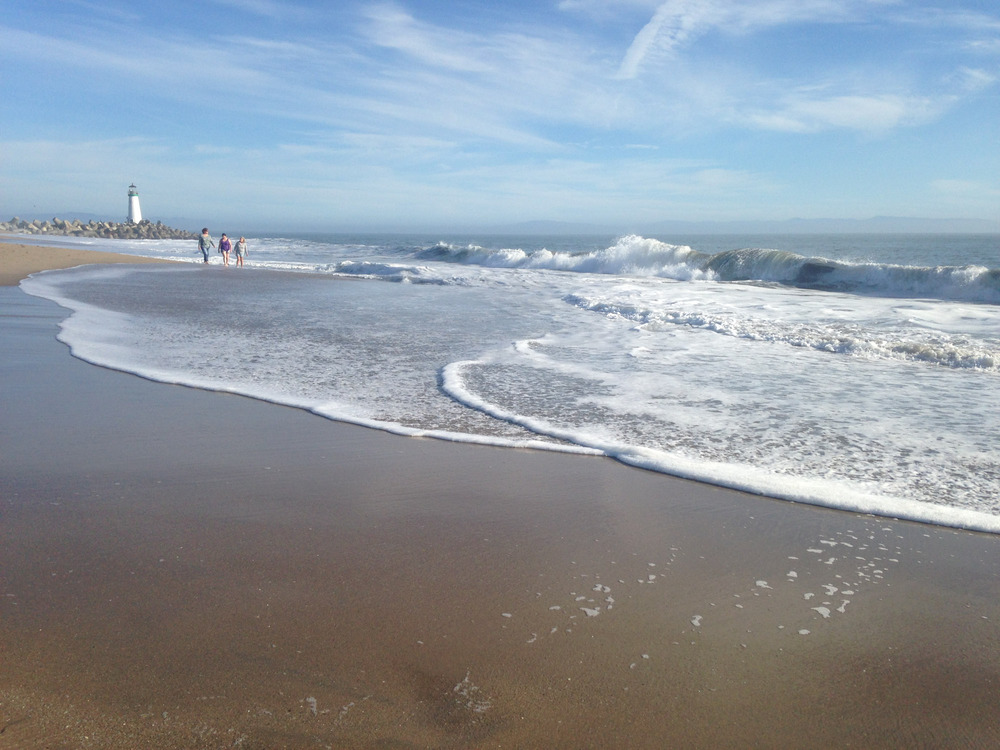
left=416, top=236, right=1000, bottom=304
left=417, top=236, right=712, bottom=280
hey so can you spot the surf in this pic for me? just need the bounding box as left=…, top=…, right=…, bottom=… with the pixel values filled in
left=410, top=235, right=1000, bottom=305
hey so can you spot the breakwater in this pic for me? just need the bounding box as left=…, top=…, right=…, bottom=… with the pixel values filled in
left=1, top=217, right=197, bottom=240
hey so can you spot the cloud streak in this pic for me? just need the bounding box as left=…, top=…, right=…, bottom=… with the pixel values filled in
left=749, top=93, right=942, bottom=133
left=615, top=0, right=859, bottom=79
left=361, top=4, right=494, bottom=72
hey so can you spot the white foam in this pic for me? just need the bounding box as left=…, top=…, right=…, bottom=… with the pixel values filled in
left=20, top=232, right=1000, bottom=536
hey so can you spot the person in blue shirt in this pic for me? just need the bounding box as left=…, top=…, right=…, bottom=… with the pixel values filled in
left=198, top=228, right=215, bottom=263
left=234, top=236, right=248, bottom=267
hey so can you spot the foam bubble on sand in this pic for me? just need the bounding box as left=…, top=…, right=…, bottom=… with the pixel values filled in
left=629, top=655, right=651, bottom=669
left=822, top=584, right=839, bottom=595
left=756, top=580, right=772, bottom=589
left=691, top=615, right=703, bottom=627
left=812, top=607, right=832, bottom=618
left=799, top=629, right=811, bottom=635
left=453, top=671, right=491, bottom=714
left=581, top=607, right=601, bottom=617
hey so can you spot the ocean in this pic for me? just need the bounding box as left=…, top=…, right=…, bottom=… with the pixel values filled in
left=20, top=232, right=1000, bottom=533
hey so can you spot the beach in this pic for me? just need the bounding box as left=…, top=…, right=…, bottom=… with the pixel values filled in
left=0, top=240, right=173, bottom=286
left=2, top=241, right=1000, bottom=748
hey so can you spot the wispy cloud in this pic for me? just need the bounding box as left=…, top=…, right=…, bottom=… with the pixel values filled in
left=748, top=93, right=940, bottom=133
left=952, top=67, right=997, bottom=92
left=3, top=1, right=993, bottom=145
left=361, top=3, right=494, bottom=73
left=616, top=2, right=688, bottom=79
left=206, top=0, right=292, bottom=18
left=615, top=0, right=858, bottom=79
left=0, top=25, right=278, bottom=100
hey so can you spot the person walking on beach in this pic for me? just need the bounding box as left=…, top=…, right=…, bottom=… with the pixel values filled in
left=198, top=228, right=215, bottom=263
left=235, top=236, right=248, bottom=267
left=219, top=233, right=232, bottom=266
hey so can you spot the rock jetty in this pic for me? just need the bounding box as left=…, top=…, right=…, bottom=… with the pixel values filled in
left=1, top=217, right=198, bottom=240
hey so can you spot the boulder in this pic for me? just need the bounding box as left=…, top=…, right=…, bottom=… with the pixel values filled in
left=3, top=216, right=198, bottom=240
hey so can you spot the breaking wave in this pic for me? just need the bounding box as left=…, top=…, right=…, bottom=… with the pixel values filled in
left=417, top=235, right=1000, bottom=304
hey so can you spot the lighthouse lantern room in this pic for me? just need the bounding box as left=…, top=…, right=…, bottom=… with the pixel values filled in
left=127, top=183, right=142, bottom=224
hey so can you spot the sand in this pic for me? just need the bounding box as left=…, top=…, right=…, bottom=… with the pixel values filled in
left=0, top=239, right=175, bottom=286
left=2, top=241, right=1000, bottom=748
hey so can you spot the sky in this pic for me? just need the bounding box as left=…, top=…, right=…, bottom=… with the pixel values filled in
left=2, top=0, right=999, bottom=232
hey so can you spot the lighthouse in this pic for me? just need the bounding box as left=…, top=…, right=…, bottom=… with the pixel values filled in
left=127, top=183, right=142, bottom=223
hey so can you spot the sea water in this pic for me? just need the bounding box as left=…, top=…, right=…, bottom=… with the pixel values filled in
left=19, top=232, right=1000, bottom=533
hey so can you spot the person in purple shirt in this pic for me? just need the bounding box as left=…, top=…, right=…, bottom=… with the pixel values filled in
left=219, top=233, right=232, bottom=266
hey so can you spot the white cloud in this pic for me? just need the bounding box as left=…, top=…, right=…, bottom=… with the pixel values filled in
left=615, top=0, right=858, bottom=79
left=0, top=25, right=278, bottom=100
left=749, top=93, right=940, bottom=133
left=952, top=67, right=997, bottom=92
left=361, top=3, right=494, bottom=73
left=964, top=39, right=1000, bottom=54
left=207, top=0, right=291, bottom=18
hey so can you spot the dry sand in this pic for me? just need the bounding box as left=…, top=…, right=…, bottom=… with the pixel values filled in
left=0, top=238, right=174, bottom=285
left=2, top=241, right=1000, bottom=748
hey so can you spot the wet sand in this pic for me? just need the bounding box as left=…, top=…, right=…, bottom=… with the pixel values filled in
left=2, top=243, right=1000, bottom=748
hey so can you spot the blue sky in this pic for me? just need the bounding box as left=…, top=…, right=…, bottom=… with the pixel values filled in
left=2, top=0, right=999, bottom=232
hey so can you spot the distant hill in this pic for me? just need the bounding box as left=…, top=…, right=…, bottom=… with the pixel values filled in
left=647, top=216, right=1000, bottom=234
left=488, top=216, right=1000, bottom=236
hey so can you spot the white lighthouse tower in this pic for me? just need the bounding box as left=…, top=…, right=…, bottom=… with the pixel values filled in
left=127, top=183, right=142, bottom=223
